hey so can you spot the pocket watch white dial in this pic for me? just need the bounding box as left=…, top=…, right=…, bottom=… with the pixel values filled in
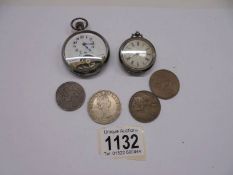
left=62, top=18, right=110, bottom=77
left=119, top=32, right=156, bottom=74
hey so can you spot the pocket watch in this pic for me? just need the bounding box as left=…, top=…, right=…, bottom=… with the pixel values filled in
left=62, top=18, right=110, bottom=77
left=119, top=31, right=156, bottom=74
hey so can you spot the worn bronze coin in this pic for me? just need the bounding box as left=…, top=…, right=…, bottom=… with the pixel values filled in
left=129, top=91, right=161, bottom=123
left=88, top=90, right=121, bottom=125
left=56, top=81, right=85, bottom=111
left=149, top=69, right=180, bottom=99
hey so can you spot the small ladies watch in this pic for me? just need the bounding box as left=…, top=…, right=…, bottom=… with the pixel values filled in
left=119, top=31, right=156, bottom=74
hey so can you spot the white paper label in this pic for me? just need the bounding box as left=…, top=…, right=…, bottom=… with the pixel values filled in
left=98, top=126, right=146, bottom=160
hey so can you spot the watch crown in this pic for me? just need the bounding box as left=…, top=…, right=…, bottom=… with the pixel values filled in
left=132, top=31, right=143, bottom=38
left=70, top=18, right=88, bottom=31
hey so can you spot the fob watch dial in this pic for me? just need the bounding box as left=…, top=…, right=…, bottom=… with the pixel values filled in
left=119, top=32, right=156, bottom=74
left=62, top=18, right=109, bottom=77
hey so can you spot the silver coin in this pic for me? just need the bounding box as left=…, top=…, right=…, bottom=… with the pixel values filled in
left=56, top=81, right=85, bottom=111
left=88, top=90, right=121, bottom=125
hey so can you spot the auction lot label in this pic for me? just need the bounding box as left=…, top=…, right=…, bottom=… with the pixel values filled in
left=98, top=126, right=146, bottom=160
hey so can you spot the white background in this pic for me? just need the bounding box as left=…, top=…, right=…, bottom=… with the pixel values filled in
left=0, top=3, right=233, bottom=175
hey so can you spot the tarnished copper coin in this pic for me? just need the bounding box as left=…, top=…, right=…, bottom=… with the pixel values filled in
left=56, top=81, right=85, bottom=111
left=129, top=91, right=161, bottom=123
left=88, top=90, right=121, bottom=125
left=149, top=69, right=180, bottom=99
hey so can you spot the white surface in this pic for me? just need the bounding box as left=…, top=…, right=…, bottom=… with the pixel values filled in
left=0, top=5, right=233, bottom=175
left=2, top=0, right=233, bottom=8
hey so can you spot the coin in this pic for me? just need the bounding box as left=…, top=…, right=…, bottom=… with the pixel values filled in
left=56, top=81, right=85, bottom=111
left=88, top=90, right=121, bottom=125
left=149, top=69, right=180, bottom=99
left=129, top=91, right=161, bottom=123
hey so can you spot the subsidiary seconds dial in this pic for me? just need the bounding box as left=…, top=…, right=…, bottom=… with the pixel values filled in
left=119, top=32, right=156, bottom=74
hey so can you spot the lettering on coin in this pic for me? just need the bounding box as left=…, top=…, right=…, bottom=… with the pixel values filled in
left=88, top=90, right=121, bottom=125
left=56, top=81, right=85, bottom=111
left=129, top=91, right=161, bottom=123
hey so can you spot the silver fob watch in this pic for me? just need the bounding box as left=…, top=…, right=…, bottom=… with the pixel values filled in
left=119, top=31, right=156, bottom=74
left=62, top=18, right=110, bottom=77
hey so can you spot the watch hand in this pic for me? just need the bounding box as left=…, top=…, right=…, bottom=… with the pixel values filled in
left=82, top=43, right=91, bottom=51
left=127, top=53, right=139, bottom=59
left=83, top=42, right=94, bottom=45
left=82, top=43, right=87, bottom=47
left=84, top=42, right=94, bottom=45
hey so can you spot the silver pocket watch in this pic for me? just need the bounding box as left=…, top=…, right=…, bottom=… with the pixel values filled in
left=119, top=31, right=156, bottom=74
left=62, top=18, right=110, bottom=77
